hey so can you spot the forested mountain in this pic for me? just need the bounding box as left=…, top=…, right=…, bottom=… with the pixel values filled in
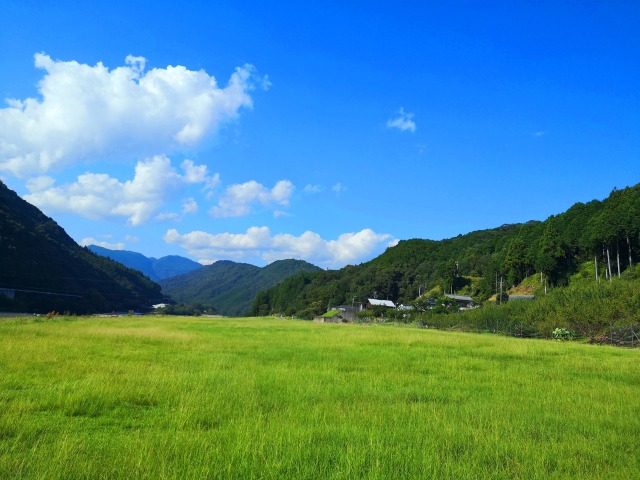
left=160, top=259, right=321, bottom=316
left=88, top=245, right=202, bottom=281
left=252, top=184, right=640, bottom=317
left=0, top=181, right=164, bottom=314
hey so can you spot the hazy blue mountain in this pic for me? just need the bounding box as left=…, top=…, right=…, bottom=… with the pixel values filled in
left=88, top=245, right=202, bottom=281
left=0, top=181, right=163, bottom=314
left=159, top=259, right=322, bottom=316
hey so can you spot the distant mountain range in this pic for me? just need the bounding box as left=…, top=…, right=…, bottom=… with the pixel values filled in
left=88, top=245, right=202, bottom=281
left=88, top=245, right=322, bottom=316
left=0, top=181, right=164, bottom=314
left=159, top=259, right=322, bottom=316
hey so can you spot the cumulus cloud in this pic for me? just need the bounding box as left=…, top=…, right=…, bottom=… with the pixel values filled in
left=24, top=155, right=218, bottom=225
left=0, top=54, right=257, bottom=177
left=387, top=107, right=416, bottom=133
left=210, top=180, right=294, bottom=218
left=163, top=227, right=397, bottom=268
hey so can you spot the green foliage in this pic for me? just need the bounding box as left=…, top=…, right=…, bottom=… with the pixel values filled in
left=553, top=327, right=575, bottom=340
left=423, top=271, right=640, bottom=344
left=0, top=181, right=163, bottom=314
left=254, top=184, right=640, bottom=319
left=162, top=259, right=321, bottom=316
left=156, top=303, right=216, bottom=316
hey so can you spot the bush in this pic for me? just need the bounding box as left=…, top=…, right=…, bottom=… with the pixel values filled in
left=552, top=327, right=575, bottom=341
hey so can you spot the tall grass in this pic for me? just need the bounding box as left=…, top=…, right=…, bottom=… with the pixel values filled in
left=1, top=315, right=638, bottom=479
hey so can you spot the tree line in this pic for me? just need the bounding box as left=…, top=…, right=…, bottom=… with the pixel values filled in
left=251, top=184, right=640, bottom=318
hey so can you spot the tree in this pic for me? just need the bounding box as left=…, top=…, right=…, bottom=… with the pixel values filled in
left=536, top=220, right=568, bottom=283
left=503, top=237, right=529, bottom=286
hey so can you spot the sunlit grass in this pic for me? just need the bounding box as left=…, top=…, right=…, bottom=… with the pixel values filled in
left=0, top=315, right=638, bottom=479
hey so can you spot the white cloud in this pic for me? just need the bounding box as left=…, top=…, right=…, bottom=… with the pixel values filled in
left=273, top=210, right=291, bottom=218
left=533, top=131, right=546, bottom=137
left=210, top=179, right=294, bottom=218
left=303, top=184, right=323, bottom=194
left=24, top=155, right=218, bottom=226
left=387, top=107, right=416, bottom=133
left=164, top=227, right=397, bottom=268
left=0, top=54, right=257, bottom=178
left=181, top=197, right=198, bottom=214
left=79, top=237, right=125, bottom=250
left=332, top=183, right=346, bottom=195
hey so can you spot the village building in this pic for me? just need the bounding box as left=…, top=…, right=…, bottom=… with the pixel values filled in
left=444, top=293, right=474, bottom=309
left=365, top=298, right=396, bottom=309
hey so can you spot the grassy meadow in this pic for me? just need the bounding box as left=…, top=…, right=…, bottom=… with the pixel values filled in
left=0, top=315, right=638, bottom=479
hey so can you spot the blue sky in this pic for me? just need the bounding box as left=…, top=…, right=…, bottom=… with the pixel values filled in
left=1, top=1, right=639, bottom=268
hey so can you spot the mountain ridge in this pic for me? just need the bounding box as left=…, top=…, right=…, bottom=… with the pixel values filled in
left=88, top=245, right=202, bottom=281
left=251, top=183, right=640, bottom=317
left=160, top=258, right=322, bottom=316
left=0, top=181, right=164, bottom=313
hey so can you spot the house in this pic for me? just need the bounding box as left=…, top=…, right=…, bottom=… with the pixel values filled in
left=334, top=305, right=359, bottom=321
left=444, top=294, right=474, bottom=309
left=365, top=298, right=396, bottom=309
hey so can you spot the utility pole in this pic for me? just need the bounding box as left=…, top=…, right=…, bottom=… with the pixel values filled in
left=628, top=237, right=633, bottom=267
left=606, top=246, right=612, bottom=282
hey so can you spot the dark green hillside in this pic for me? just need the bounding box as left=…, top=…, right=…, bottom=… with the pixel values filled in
left=160, top=259, right=321, bottom=316
left=88, top=246, right=201, bottom=281
left=0, top=181, right=163, bottom=313
left=252, top=184, right=640, bottom=317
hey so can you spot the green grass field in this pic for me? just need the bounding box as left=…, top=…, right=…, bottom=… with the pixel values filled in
left=1, top=316, right=638, bottom=479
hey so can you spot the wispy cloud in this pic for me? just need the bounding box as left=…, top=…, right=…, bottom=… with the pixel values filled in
left=332, top=183, right=347, bottom=195
left=303, top=184, right=323, bottom=194
left=387, top=107, right=416, bottom=133
left=79, top=237, right=125, bottom=250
